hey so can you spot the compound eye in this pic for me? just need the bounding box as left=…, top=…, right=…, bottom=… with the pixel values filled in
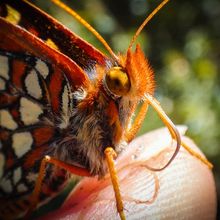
left=105, top=67, right=131, bottom=96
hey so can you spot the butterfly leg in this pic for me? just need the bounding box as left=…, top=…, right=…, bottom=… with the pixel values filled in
left=124, top=95, right=180, bottom=171
left=181, top=141, right=213, bottom=168
left=25, top=156, right=91, bottom=219
left=145, top=93, right=213, bottom=169
left=105, top=147, right=126, bottom=220
left=125, top=100, right=149, bottom=143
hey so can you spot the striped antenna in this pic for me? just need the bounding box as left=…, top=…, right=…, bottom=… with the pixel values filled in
left=128, top=0, right=170, bottom=50
left=52, top=0, right=119, bottom=61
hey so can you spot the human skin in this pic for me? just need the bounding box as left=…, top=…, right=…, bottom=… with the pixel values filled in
left=40, top=126, right=217, bottom=220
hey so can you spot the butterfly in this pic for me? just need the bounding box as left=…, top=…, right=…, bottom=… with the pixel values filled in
left=0, top=0, right=212, bottom=219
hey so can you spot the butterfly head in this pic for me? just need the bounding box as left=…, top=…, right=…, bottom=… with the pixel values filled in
left=100, top=0, right=171, bottom=100
left=103, top=44, right=155, bottom=100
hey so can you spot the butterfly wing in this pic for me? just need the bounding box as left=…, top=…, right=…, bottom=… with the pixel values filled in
left=0, top=0, right=108, bottom=217
left=0, top=19, right=78, bottom=216
left=0, top=0, right=107, bottom=71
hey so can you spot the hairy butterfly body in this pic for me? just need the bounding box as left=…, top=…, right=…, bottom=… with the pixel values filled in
left=0, top=0, right=212, bottom=219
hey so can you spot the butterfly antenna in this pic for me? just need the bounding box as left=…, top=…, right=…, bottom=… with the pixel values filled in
left=129, top=0, right=170, bottom=50
left=52, top=0, right=118, bottom=61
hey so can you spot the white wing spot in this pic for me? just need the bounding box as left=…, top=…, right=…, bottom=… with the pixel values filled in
left=13, top=167, right=22, bottom=185
left=0, top=55, right=9, bottom=80
left=0, top=153, right=5, bottom=179
left=12, top=132, right=33, bottom=157
left=0, top=178, right=12, bottom=193
left=35, top=59, right=49, bottom=79
left=60, top=85, right=70, bottom=129
left=0, top=109, right=18, bottom=130
left=26, top=172, right=38, bottom=184
left=17, top=183, right=28, bottom=193
left=62, top=85, right=69, bottom=116
left=25, top=70, right=42, bottom=99
left=0, top=77, right=6, bottom=90
left=20, top=97, right=43, bottom=125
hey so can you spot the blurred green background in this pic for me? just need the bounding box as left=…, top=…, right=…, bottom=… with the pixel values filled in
left=30, top=0, right=220, bottom=218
